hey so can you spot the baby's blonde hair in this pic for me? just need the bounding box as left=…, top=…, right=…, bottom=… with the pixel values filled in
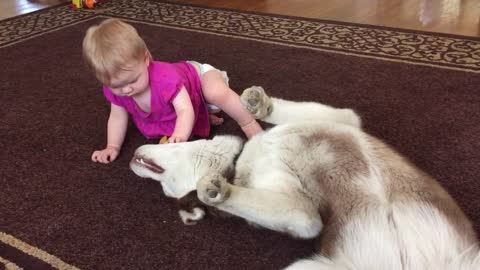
left=82, top=18, right=150, bottom=85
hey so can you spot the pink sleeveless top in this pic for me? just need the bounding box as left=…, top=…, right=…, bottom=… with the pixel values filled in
left=103, top=61, right=210, bottom=139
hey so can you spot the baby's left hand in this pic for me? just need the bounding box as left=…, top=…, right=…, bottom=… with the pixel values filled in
left=168, top=135, right=186, bottom=143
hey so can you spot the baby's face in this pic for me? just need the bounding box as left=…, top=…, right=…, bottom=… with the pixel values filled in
left=108, top=57, right=150, bottom=97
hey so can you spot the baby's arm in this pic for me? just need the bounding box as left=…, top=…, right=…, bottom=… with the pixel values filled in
left=169, top=86, right=194, bottom=143
left=91, top=104, right=129, bottom=163
left=107, top=104, right=128, bottom=149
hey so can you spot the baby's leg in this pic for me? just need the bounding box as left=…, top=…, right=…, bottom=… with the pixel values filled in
left=201, top=70, right=262, bottom=138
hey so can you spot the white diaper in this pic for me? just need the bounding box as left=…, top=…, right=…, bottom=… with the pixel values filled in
left=206, top=104, right=221, bottom=114
left=187, top=60, right=228, bottom=114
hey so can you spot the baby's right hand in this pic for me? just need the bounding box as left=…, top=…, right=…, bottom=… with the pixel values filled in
left=91, top=145, right=120, bottom=164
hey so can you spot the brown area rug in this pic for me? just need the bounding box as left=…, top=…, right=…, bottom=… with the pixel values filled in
left=1, top=0, right=479, bottom=269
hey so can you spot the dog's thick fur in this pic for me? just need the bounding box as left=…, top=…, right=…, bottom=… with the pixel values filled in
left=130, top=87, right=480, bottom=269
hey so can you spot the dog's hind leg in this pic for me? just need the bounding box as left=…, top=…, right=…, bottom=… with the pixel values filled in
left=240, top=86, right=361, bottom=128
left=196, top=174, right=323, bottom=239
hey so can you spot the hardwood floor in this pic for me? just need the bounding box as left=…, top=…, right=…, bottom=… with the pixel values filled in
left=0, top=0, right=68, bottom=21
left=1, top=0, right=479, bottom=37
left=172, top=0, right=480, bottom=37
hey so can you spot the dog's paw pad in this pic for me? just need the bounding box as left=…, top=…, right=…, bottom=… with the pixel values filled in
left=197, top=176, right=230, bottom=205
left=240, top=86, right=272, bottom=119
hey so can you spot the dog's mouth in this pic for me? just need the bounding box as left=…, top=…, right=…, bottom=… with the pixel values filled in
left=131, top=156, right=164, bottom=174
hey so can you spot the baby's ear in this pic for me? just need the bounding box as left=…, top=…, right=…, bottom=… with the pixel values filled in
left=145, top=50, right=152, bottom=62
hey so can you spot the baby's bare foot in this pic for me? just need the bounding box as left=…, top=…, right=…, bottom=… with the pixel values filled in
left=209, top=114, right=224, bottom=126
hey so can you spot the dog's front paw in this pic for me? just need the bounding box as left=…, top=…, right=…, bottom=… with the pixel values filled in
left=197, top=175, right=230, bottom=205
left=240, top=86, right=273, bottom=119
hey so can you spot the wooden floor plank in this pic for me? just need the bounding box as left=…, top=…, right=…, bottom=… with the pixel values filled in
left=0, top=0, right=478, bottom=37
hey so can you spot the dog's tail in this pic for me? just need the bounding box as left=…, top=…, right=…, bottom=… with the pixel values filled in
left=446, top=245, right=480, bottom=270
left=284, top=247, right=480, bottom=270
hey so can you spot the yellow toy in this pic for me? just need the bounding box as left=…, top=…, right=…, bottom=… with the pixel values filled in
left=71, top=0, right=98, bottom=9
left=159, top=136, right=168, bottom=144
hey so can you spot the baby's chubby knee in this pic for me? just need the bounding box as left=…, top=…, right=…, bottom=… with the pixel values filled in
left=200, top=70, right=232, bottom=100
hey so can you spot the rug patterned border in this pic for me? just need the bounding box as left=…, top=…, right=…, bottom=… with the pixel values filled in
left=0, top=232, right=80, bottom=270
left=0, top=0, right=479, bottom=73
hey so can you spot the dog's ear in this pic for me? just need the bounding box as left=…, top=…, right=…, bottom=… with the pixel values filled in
left=176, top=191, right=207, bottom=225
left=176, top=190, right=203, bottom=211
left=175, top=191, right=234, bottom=220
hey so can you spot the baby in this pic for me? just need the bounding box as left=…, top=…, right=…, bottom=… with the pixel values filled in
left=82, top=18, right=263, bottom=163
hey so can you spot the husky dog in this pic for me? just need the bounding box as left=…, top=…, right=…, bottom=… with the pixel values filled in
left=130, top=86, right=479, bottom=269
